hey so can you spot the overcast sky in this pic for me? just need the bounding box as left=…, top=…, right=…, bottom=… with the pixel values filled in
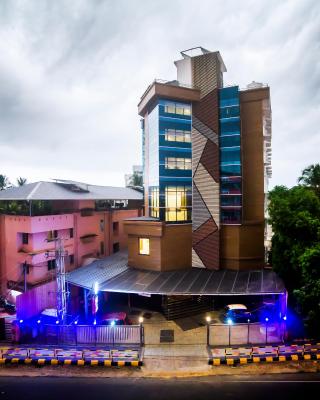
left=0, top=0, right=319, bottom=188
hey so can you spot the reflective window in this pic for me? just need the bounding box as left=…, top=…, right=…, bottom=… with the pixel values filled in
left=164, top=129, right=191, bottom=143
left=139, top=238, right=150, bottom=255
left=221, top=209, right=241, bottom=224
left=221, top=195, right=242, bottom=207
left=164, top=102, right=191, bottom=116
left=220, top=147, right=241, bottom=163
left=220, top=135, right=240, bottom=148
left=165, top=157, right=192, bottom=170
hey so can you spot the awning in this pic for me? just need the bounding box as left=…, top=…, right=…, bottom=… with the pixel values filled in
left=66, top=251, right=286, bottom=296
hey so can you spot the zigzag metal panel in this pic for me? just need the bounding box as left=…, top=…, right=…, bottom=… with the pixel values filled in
left=192, top=73, right=220, bottom=269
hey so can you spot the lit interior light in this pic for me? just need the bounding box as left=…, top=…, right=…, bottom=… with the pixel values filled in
left=94, top=282, right=99, bottom=295
left=37, top=319, right=41, bottom=324
left=227, top=318, right=233, bottom=325
left=56, top=320, right=59, bottom=324
left=138, top=316, right=144, bottom=324
left=247, top=319, right=250, bottom=323
left=19, top=319, right=23, bottom=323
left=205, top=316, right=211, bottom=323
left=265, top=317, right=269, bottom=322
left=110, top=320, right=115, bottom=327
left=283, top=316, right=287, bottom=321
left=74, top=320, right=78, bottom=325
left=93, top=319, right=97, bottom=325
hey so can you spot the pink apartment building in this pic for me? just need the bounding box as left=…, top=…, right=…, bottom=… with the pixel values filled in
left=0, top=180, right=143, bottom=298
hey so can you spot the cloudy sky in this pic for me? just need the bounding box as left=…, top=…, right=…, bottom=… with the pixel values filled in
left=0, top=0, right=319, bottom=188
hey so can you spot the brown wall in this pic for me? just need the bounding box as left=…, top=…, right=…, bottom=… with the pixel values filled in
left=124, top=220, right=192, bottom=272
left=220, top=87, right=269, bottom=270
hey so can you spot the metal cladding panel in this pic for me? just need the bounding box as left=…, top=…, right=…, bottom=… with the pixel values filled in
left=191, top=77, right=220, bottom=269
left=192, top=53, right=221, bottom=99
left=192, top=128, right=207, bottom=174
left=192, top=248, right=205, bottom=268
left=194, top=163, right=220, bottom=226
left=192, top=183, right=211, bottom=231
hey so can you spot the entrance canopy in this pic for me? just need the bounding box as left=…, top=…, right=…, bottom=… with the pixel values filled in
left=66, top=251, right=285, bottom=296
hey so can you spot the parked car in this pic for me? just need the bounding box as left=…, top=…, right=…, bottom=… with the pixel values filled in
left=100, top=312, right=131, bottom=326
left=0, top=297, right=16, bottom=315
left=222, top=304, right=253, bottom=324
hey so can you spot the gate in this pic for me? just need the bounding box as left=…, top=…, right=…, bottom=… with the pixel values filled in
left=208, top=322, right=285, bottom=346
left=42, top=324, right=143, bottom=346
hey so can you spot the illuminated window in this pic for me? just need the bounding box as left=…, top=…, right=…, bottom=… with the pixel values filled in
left=164, top=102, right=191, bottom=116
left=139, top=238, right=150, bottom=255
left=149, top=187, right=159, bottom=218
left=164, top=129, right=191, bottom=143
left=165, top=157, right=192, bottom=170
left=165, top=186, right=191, bottom=222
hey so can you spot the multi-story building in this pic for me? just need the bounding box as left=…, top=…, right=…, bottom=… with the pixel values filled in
left=125, top=47, right=272, bottom=272
left=0, top=180, right=143, bottom=297
left=125, top=165, right=143, bottom=188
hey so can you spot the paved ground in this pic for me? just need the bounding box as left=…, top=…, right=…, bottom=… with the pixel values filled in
left=0, top=374, right=319, bottom=400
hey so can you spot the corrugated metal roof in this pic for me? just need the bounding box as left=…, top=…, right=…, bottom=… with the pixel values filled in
left=0, top=181, right=143, bottom=201
left=66, top=252, right=286, bottom=295
left=66, top=251, right=129, bottom=290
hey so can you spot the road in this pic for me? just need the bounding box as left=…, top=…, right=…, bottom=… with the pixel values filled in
left=0, top=374, right=319, bottom=399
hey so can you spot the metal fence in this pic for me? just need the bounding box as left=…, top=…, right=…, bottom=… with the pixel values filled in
left=42, top=324, right=143, bottom=346
left=208, top=322, right=285, bottom=346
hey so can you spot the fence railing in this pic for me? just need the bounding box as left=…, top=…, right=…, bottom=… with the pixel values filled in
left=208, top=322, right=285, bottom=346
left=42, top=324, right=143, bottom=346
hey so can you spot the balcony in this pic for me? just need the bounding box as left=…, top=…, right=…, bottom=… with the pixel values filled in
left=79, top=234, right=98, bottom=244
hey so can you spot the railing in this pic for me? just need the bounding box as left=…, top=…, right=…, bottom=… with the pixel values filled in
left=208, top=322, right=285, bottom=346
left=41, top=324, right=143, bottom=346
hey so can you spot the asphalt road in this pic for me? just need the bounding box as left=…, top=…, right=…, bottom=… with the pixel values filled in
left=0, top=374, right=319, bottom=400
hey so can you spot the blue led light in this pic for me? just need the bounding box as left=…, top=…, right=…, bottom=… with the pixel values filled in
left=227, top=318, right=233, bottom=325
left=110, top=320, right=115, bottom=327
left=56, top=320, right=59, bottom=324
left=74, top=320, right=78, bottom=325
left=37, top=319, right=41, bottom=324
left=283, top=316, right=287, bottom=321
left=265, top=317, right=269, bottom=322
left=93, top=319, right=97, bottom=325
left=19, top=319, right=23, bottom=323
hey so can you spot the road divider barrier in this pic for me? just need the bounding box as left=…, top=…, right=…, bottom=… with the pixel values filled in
left=209, top=343, right=320, bottom=365
left=0, top=346, right=143, bottom=367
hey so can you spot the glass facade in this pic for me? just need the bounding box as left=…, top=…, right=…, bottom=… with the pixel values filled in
left=219, top=86, right=242, bottom=224
left=146, top=99, right=192, bottom=223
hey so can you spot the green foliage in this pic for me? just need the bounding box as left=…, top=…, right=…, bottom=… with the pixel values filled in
left=298, top=163, right=320, bottom=196
left=129, top=171, right=143, bottom=187
left=17, top=177, right=27, bottom=186
left=0, top=174, right=10, bottom=190
left=268, top=176, right=320, bottom=335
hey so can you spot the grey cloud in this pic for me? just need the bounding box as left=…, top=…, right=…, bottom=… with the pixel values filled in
left=0, top=0, right=319, bottom=187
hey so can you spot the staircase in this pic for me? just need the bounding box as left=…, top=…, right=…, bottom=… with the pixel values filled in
left=162, top=296, right=213, bottom=320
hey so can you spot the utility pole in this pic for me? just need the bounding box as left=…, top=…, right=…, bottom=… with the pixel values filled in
left=46, top=237, right=68, bottom=324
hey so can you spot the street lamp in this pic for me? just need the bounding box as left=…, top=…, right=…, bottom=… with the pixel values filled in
left=227, top=318, right=233, bottom=346
left=138, top=316, right=144, bottom=346
left=206, top=316, right=211, bottom=346
left=265, top=317, right=269, bottom=344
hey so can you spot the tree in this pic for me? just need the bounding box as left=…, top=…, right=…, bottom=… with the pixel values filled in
left=0, top=175, right=10, bottom=190
left=17, top=177, right=27, bottom=186
left=298, top=163, right=320, bottom=197
left=268, top=180, right=320, bottom=335
left=128, top=171, right=143, bottom=187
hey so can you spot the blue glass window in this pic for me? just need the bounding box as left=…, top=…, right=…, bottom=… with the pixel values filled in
left=220, top=135, right=240, bottom=148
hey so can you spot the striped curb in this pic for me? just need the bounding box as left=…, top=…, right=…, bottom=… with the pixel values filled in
left=0, top=357, right=143, bottom=367
left=209, top=353, right=320, bottom=365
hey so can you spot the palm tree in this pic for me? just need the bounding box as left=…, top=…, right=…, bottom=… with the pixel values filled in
left=17, top=177, right=27, bottom=186
left=0, top=175, right=10, bottom=190
left=298, top=164, right=320, bottom=196
left=128, top=171, right=143, bottom=187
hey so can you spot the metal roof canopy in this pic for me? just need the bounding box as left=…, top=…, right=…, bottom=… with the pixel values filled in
left=66, top=251, right=286, bottom=296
